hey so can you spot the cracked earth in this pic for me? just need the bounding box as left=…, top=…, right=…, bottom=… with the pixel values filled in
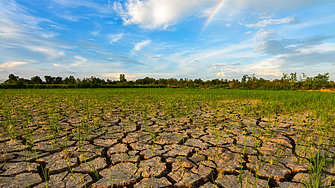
left=1, top=98, right=335, bottom=188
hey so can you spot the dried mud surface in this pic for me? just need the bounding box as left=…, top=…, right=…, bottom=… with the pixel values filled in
left=1, top=100, right=335, bottom=188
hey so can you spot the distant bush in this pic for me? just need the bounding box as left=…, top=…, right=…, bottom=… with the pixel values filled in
left=1, top=72, right=333, bottom=91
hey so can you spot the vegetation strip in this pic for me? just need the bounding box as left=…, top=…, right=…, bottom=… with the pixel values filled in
left=1, top=72, right=334, bottom=90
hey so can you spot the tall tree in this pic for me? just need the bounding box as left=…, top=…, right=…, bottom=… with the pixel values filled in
left=7, top=74, right=19, bottom=84
left=119, top=74, right=127, bottom=82
left=55, top=76, right=63, bottom=84
left=31, top=76, right=43, bottom=84
left=44, top=75, right=55, bottom=84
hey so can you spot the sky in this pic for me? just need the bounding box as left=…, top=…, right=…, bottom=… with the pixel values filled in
left=0, top=0, right=334, bottom=82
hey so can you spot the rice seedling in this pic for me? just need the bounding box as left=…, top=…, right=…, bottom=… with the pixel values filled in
left=82, top=154, right=100, bottom=180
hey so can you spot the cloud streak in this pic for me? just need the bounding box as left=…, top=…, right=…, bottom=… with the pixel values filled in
left=254, top=32, right=334, bottom=55
left=108, top=34, right=123, bottom=44
left=0, top=61, right=28, bottom=68
left=134, top=40, right=151, bottom=51
left=51, top=0, right=114, bottom=14
left=97, top=51, right=145, bottom=65
left=245, top=15, right=301, bottom=27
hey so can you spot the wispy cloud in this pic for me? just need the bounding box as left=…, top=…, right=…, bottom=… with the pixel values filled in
left=0, top=0, right=69, bottom=63
left=108, top=34, right=123, bottom=44
left=242, top=31, right=335, bottom=78
left=0, top=0, right=53, bottom=33
left=55, top=13, right=87, bottom=22
left=70, top=56, right=87, bottom=66
left=27, top=47, right=66, bottom=59
left=148, top=55, right=162, bottom=58
left=97, top=51, right=145, bottom=65
left=52, top=55, right=87, bottom=68
left=51, top=0, right=114, bottom=14
left=134, top=40, right=151, bottom=51
left=187, top=39, right=254, bottom=64
left=0, top=61, right=28, bottom=68
left=225, top=0, right=329, bottom=13
left=90, top=31, right=100, bottom=35
left=254, top=29, right=277, bottom=42
left=105, top=21, right=116, bottom=24
left=245, top=15, right=300, bottom=28
left=254, top=33, right=334, bottom=55
left=235, top=57, right=249, bottom=62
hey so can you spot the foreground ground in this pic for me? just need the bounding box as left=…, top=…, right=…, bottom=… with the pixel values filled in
left=0, top=89, right=334, bottom=187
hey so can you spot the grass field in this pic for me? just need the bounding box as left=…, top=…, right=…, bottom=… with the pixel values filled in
left=0, top=88, right=334, bottom=188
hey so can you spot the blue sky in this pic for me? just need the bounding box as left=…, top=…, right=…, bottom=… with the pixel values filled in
left=0, top=0, right=334, bottom=81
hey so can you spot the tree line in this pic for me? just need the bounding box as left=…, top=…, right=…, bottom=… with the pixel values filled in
left=1, top=72, right=334, bottom=90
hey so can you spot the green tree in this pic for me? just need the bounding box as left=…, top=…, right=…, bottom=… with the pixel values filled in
left=194, top=78, right=203, bottom=85
left=31, top=76, right=43, bottom=84
left=55, top=76, right=63, bottom=84
left=64, top=75, right=76, bottom=84
left=44, top=75, right=55, bottom=84
left=119, top=74, right=127, bottom=82
left=7, top=74, right=19, bottom=84
left=314, top=73, right=330, bottom=88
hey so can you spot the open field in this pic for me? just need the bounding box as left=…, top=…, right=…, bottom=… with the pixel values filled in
left=0, top=88, right=334, bottom=188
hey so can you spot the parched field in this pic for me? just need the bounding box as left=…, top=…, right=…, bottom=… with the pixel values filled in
left=0, top=88, right=334, bottom=188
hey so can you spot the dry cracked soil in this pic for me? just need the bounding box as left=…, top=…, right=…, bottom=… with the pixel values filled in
left=1, top=101, right=335, bottom=188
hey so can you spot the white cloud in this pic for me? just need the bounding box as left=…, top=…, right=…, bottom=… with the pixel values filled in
left=53, top=63, right=62, bottom=67
left=105, top=21, right=116, bottom=24
left=212, top=63, right=227, bottom=68
left=108, top=34, right=123, bottom=44
left=254, top=33, right=333, bottom=55
left=70, top=56, right=87, bottom=66
left=96, top=51, right=144, bottom=65
left=242, top=58, right=282, bottom=77
left=254, top=29, right=277, bottom=42
left=50, top=24, right=65, bottom=30
left=195, top=8, right=212, bottom=19
left=51, top=0, right=113, bottom=14
left=187, top=39, right=254, bottom=64
left=40, top=33, right=56, bottom=38
left=75, top=55, right=87, bottom=62
left=27, top=47, right=65, bottom=58
left=0, top=0, right=71, bottom=64
left=148, top=55, right=162, bottom=58
left=114, top=0, right=221, bottom=29
left=0, top=61, right=28, bottom=68
left=301, top=42, right=335, bottom=52
left=112, top=0, right=329, bottom=30
left=0, top=1, right=52, bottom=33
left=225, top=0, right=329, bottom=13
left=237, top=57, right=249, bottom=62
left=52, top=56, right=88, bottom=68
left=55, top=13, right=86, bottom=22
left=244, top=31, right=335, bottom=78
left=91, top=31, right=100, bottom=35
left=245, top=15, right=300, bottom=27
left=100, top=73, right=122, bottom=79
left=216, top=70, right=226, bottom=78
left=134, top=40, right=151, bottom=51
